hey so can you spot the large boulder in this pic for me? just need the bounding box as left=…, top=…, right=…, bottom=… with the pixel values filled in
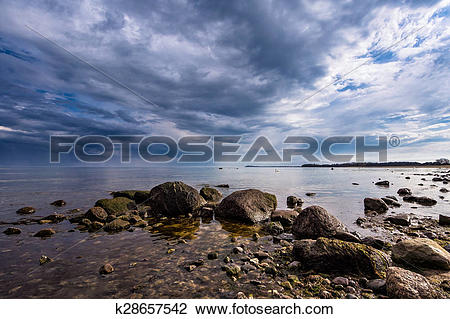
left=95, top=197, right=135, bottom=215
left=215, top=189, right=277, bottom=224
left=292, top=206, right=347, bottom=239
left=386, top=267, right=438, bottom=298
left=271, top=210, right=299, bottom=227
left=293, top=237, right=390, bottom=278
left=148, top=181, right=206, bottom=216
left=199, top=187, right=222, bottom=202
left=364, top=198, right=389, bottom=213
left=392, top=238, right=450, bottom=270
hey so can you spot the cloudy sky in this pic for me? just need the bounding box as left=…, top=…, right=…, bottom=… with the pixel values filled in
left=0, top=0, right=449, bottom=165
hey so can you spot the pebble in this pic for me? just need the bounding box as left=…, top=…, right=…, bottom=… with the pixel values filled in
left=3, top=227, right=21, bottom=235
left=99, top=263, right=114, bottom=274
left=332, top=276, right=349, bottom=286
left=346, top=293, right=358, bottom=299
left=207, top=252, right=218, bottom=260
left=39, top=255, right=52, bottom=265
left=232, top=247, right=244, bottom=254
left=33, top=228, right=56, bottom=238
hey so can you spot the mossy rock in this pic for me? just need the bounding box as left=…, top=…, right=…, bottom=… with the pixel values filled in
left=200, top=187, right=222, bottom=202
left=95, top=197, right=135, bottom=215
left=111, top=190, right=151, bottom=204
left=103, top=218, right=130, bottom=232
left=293, top=237, right=391, bottom=279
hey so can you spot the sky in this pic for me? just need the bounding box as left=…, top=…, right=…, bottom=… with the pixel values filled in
left=0, top=0, right=449, bottom=166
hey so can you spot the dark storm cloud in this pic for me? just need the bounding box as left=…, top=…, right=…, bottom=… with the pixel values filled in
left=0, top=0, right=447, bottom=164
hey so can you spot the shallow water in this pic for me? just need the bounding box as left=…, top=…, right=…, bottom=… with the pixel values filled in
left=0, top=166, right=448, bottom=298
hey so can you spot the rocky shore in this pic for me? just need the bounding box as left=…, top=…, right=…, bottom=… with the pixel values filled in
left=2, top=170, right=450, bottom=299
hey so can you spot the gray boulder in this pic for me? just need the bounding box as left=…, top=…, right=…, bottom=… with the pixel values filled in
left=292, top=206, right=347, bottom=239
left=148, top=181, right=206, bottom=216
left=386, top=267, right=438, bottom=298
left=392, top=238, right=450, bottom=270
left=215, top=189, right=277, bottom=224
left=364, top=198, right=389, bottom=213
left=293, top=238, right=390, bottom=278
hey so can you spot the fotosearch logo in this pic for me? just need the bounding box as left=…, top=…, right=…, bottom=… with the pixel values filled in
left=49, top=135, right=393, bottom=164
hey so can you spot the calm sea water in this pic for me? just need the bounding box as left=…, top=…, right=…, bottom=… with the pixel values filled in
left=0, top=166, right=448, bottom=298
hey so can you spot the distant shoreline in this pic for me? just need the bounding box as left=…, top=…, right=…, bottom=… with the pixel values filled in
left=246, top=162, right=450, bottom=168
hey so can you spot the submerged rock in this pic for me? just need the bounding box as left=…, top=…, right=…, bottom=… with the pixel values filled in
left=3, top=227, right=21, bottom=235
left=375, top=180, right=390, bottom=187
left=386, top=267, right=437, bottom=298
left=111, top=190, right=151, bottom=204
left=103, top=219, right=131, bottom=232
left=364, top=198, right=389, bottom=213
left=397, top=188, right=412, bottom=197
left=293, top=237, right=390, bottom=278
left=148, top=181, right=206, bottom=216
left=95, top=197, right=135, bottom=215
left=16, top=207, right=36, bottom=215
left=292, top=206, right=347, bottom=240
left=50, top=200, right=66, bottom=207
left=215, top=189, right=277, bottom=224
left=271, top=210, right=299, bottom=227
left=33, top=228, right=56, bottom=238
left=200, top=187, right=222, bottom=202
left=402, top=196, right=437, bottom=206
left=392, top=238, right=450, bottom=270
left=85, top=207, right=108, bottom=222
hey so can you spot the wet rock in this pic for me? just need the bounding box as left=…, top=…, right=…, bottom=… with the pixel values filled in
left=111, top=190, right=151, bottom=204
left=80, top=218, right=92, bottom=226
left=252, top=233, right=260, bottom=241
left=385, top=214, right=411, bottom=226
left=352, top=183, right=359, bottom=185
left=361, top=237, right=390, bottom=250
left=42, top=213, right=66, bottom=223
left=292, top=205, right=347, bottom=240
left=200, top=187, right=222, bottom=202
left=364, top=198, right=389, bottom=214
left=50, top=200, right=66, bottom=207
left=263, top=221, right=284, bottom=235
left=39, top=255, right=52, bottom=265
left=148, top=181, right=206, bottom=216
left=332, top=276, right=349, bottom=286
left=403, top=196, right=437, bottom=206
left=386, top=267, right=437, bottom=298
left=232, top=247, right=244, bottom=254
left=397, top=188, right=412, bottom=197
left=99, top=263, right=114, bottom=274
left=95, top=197, right=135, bottom=215
left=375, top=180, right=390, bottom=187
left=271, top=210, right=299, bottom=227
left=68, top=213, right=86, bottom=224
left=236, top=292, right=247, bottom=299
left=215, top=189, right=277, bottom=224
left=167, top=248, right=175, bottom=254
left=3, top=227, right=21, bottom=235
left=85, top=207, right=108, bottom=222
left=199, top=206, right=214, bottom=219
left=367, top=279, right=386, bottom=294
left=103, top=219, right=131, bottom=232
left=90, top=221, right=104, bottom=230
left=432, top=177, right=443, bottom=182
left=305, top=192, right=316, bottom=197
left=134, top=220, right=148, bottom=228
left=438, top=214, right=450, bottom=226
left=16, top=207, right=36, bottom=215
left=33, top=228, right=56, bottom=237
left=254, top=251, right=270, bottom=260
left=293, top=238, right=390, bottom=278
left=223, top=264, right=241, bottom=277
left=381, top=197, right=401, bottom=208
left=216, top=184, right=230, bottom=188
left=207, top=252, right=219, bottom=260
left=392, top=238, right=450, bottom=270
left=333, top=231, right=361, bottom=243
left=346, top=294, right=358, bottom=299
left=286, top=196, right=303, bottom=208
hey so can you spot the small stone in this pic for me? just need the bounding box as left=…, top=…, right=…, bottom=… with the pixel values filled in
left=367, top=279, right=386, bottom=294
left=346, top=293, right=358, bottom=299
left=280, top=281, right=293, bottom=290
left=16, top=206, right=36, bottom=214
left=345, top=286, right=357, bottom=294
left=319, top=290, right=332, bottom=298
left=252, top=233, right=260, bottom=241
left=207, top=252, right=218, bottom=260
left=305, top=192, right=316, bottom=196
left=224, top=264, right=241, bottom=277
left=254, top=251, right=270, bottom=260
left=385, top=214, right=411, bottom=226
left=39, top=255, right=52, bottom=265
left=3, top=227, right=21, bottom=235
left=439, top=214, right=450, bottom=226
left=167, top=248, right=175, bottom=254
left=233, top=246, right=244, bottom=254
left=288, top=261, right=301, bottom=270
left=223, top=256, right=231, bottom=263
left=236, top=292, right=247, bottom=299
left=359, top=278, right=369, bottom=288
left=397, top=188, right=412, bottom=196
left=33, top=228, right=56, bottom=237
left=332, top=276, right=349, bottom=286
left=375, top=180, right=390, bottom=187
left=99, top=263, right=114, bottom=274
